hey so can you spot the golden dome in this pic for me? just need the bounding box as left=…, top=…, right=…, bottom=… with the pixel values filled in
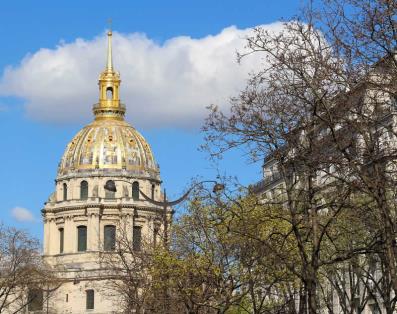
left=58, top=30, right=159, bottom=179
left=58, top=119, right=158, bottom=177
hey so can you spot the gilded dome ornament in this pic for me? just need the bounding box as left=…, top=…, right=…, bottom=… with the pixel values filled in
left=58, top=30, right=159, bottom=180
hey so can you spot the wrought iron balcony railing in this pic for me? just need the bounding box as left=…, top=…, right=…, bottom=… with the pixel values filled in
left=250, top=172, right=283, bottom=194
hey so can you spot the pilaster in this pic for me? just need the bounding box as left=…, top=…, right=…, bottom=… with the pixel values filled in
left=87, top=207, right=101, bottom=251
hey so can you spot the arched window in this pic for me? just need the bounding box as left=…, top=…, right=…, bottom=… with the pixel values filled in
left=77, top=226, right=87, bottom=252
left=80, top=181, right=88, bottom=200
left=63, top=183, right=68, bottom=201
left=59, top=228, right=64, bottom=253
left=105, top=180, right=115, bottom=199
left=104, top=225, right=116, bottom=251
left=151, top=184, right=155, bottom=200
left=106, top=87, right=113, bottom=100
left=132, top=181, right=139, bottom=200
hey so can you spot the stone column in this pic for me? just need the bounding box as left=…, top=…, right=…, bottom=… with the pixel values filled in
left=140, top=215, right=149, bottom=243
left=87, top=213, right=92, bottom=251
left=64, top=216, right=74, bottom=253
left=126, top=212, right=133, bottom=240
left=43, top=218, right=49, bottom=255
left=120, top=212, right=133, bottom=248
left=49, top=218, right=58, bottom=255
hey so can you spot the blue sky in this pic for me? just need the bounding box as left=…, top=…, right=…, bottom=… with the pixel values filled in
left=0, top=0, right=300, bottom=239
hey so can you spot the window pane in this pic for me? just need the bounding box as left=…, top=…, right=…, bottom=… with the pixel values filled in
left=86, top=289, right=94, bottom=310
left=133, top=226, right=142, bottom=251
left=28, top=288, right=43, bottom=311
left=59, top=228, right=64, bottom=253
left=63, top=183, right=68, bottom=201
left=132, top=181, right=139, bottom=200
left=77, top=226, right=87, bottom=252
left=80, top=181, right=88, bottom=200
left=104, top=225, right=116, bottom=251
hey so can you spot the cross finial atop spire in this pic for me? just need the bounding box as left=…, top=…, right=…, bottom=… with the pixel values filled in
left=107, top=18, right=112, bottom=31
left=94, top=21, right=125, bottom=120
left=106, top=19, right=113, bottom=71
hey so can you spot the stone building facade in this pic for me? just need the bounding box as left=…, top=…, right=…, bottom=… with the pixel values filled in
left=39, top=30, right=165, bottom=313
left=250, top=73, right=397, bottom=314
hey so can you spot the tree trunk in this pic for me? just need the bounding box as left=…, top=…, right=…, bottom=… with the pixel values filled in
left=298, top=286, right=307, bottom=314
left=306, top=277, right=318, bottom=314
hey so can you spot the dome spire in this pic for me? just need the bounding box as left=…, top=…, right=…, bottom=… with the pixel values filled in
left=93, top=25, right=126, bottom=120
left=106, top=24, right=113, bottom=71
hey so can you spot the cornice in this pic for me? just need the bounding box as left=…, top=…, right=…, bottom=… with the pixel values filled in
left=56, top=170, right=161, bottom=183
left=42, top=203, right=165, bottom=215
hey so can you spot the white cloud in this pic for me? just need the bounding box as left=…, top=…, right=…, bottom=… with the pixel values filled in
left=0, top=23, right=284, bottom=129
left=11, top=206, right=36, bottom=223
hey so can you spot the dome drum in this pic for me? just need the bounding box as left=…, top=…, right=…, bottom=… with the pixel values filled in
left=52, top=175, right=160, bottom=204
left=56, top=169, right=160, bottom=181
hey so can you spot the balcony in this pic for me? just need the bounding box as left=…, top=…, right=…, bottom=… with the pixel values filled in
left=250, top=172, right=283, bottom=194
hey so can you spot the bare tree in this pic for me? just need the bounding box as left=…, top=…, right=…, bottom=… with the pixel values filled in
left=202, top=1, right=397, bottom=312
left=98, top=219, right=158, bottom=314
left=313, top=0, right=397, bottom=298
left=204, top=21, right=359, bottom=313
left=0, top=224, right=58, bottom=314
